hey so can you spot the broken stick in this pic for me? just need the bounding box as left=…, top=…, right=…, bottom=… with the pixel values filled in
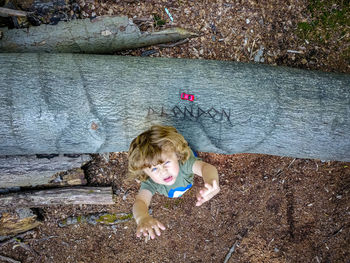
left=0, top=7, right=28, bottom=17
left=0, top=187, right=114, bottom=209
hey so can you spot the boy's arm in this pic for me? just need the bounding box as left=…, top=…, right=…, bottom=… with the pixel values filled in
left=133, top=189, right=166, bottom=239
left=192, top=160, right=220, bottom=206
left=133, top=189, right=152, bottom=224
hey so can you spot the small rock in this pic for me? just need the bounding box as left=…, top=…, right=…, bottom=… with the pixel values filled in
left=246, top=18, right=250, bottom=24
left=301, top=58, right=308, bottom=64
left=254, top=46, right=265, bottom=63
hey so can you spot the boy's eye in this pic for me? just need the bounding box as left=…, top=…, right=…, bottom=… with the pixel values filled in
left=165, top=161, right=170, bottom=165
left=151, top=167, right=157, bottom=172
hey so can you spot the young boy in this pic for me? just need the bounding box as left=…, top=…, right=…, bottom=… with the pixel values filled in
left=128, top=125, right=220, bottom=240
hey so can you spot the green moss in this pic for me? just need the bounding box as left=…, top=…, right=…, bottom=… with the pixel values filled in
left=153, top=14, right=166, bottom=26
left=77, top=216, right=82, bottom=223
left=119, top=213, right=133, bottom=220
left=96, top=213, right=132, bottom=224
left=296, top=0, right=350, bottom=44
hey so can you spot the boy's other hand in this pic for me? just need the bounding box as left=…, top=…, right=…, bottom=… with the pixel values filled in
left=136, top=215, right=166, bottom=240
left=195, top=180, right=220, bottom=206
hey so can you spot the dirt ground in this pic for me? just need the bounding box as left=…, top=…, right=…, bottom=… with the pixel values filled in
left=1, top=0, right=350, bottom=262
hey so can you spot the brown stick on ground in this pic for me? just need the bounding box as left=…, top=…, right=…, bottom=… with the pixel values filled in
left=0, top=7, right=28, bottom=17
left=0, top=187, right=114, bottom=209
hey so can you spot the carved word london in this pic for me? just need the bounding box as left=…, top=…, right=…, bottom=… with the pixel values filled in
left=147, top=106, right=233, bottom=126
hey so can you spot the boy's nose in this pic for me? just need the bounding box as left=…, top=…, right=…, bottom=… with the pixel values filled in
left=158, top=165, right=168, bottom=175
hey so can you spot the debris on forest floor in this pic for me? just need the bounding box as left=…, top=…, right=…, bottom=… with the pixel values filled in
left=58, top=212, right=132, bottom=227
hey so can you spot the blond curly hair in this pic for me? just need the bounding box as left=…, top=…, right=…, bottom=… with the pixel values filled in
left=128, top=125, right=191, bottom=182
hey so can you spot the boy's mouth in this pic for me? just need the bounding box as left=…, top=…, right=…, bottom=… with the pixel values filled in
left=164, top=176, right=173, bottom=183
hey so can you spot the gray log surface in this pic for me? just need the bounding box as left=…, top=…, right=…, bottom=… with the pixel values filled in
left=0, top=187, right=114, bottom=209
left=0, top=53, right=349, bottom=161
left=0, top=16, right=197, bottom=53
left=0, top=154, right=90, bottom=188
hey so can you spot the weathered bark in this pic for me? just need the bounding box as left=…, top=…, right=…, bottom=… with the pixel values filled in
left=0, top=208, right=40, bottom=237
left=0, top=154, right=90, bottom=189
left=0, top=16, right=197, bottom=53
left=0, top=187, right=114, bottom=209
left=0, top=53, right=349, bottom=161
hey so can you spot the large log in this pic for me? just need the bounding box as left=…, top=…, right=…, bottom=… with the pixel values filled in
left=0, top=154, right=90, bottom=189
left=0, top=187, right=114, bottom=209
left=0, top=16, right=197, bottom=53
left=0, top=53, right=349, bottom=161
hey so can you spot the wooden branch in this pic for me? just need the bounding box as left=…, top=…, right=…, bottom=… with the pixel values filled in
left=0, top=208, right=40, bottom=237
left=0, top=255, right=21, bottom=263
left=0, top=7, right=28, bottom=17
left=0, top=16, right=197, bottom=53
left=0, top=155, right=90, bottom=189
left=158, top=38, right=189, bottom=48
left=0, top=187, right=114, bottom=209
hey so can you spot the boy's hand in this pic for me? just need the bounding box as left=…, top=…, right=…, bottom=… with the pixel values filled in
left=196, top=180, right=220, bottom=206
left=136, top=215, right=166, bottom=240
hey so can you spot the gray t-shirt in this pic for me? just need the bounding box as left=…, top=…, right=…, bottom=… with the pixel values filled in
left=140, top=151, right=200, bottom=198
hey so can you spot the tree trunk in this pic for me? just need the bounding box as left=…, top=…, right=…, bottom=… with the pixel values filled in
left=0, top=53, right=349, bottom=161
left=0, top=16, right=197, bottom=53
left=0, top=154, right=90, bottom=189
left=0, top=187, right=114, bottom=209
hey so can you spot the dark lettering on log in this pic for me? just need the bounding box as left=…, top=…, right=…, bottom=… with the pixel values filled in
left=147, top=106, right=233, bottom=126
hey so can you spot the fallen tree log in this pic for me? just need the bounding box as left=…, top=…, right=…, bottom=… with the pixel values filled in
left=0, top=53, right=349, bottom=161
left=0, top=16, right=197, bottom=53
left=0, top=187, right=114, bottom=209
left=0, top=154, right=90, bottom=189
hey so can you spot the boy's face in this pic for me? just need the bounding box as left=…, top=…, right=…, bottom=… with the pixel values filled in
left=143, top=151, right=180, bottom=186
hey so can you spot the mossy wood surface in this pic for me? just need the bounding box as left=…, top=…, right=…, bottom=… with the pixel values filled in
left=0, top=53, right=349, bottom=161
left=0, top=208, right=40, bottom=237
left=0, top=16, right=196, bottom=53
left=0, top=187, right=114, bottom=209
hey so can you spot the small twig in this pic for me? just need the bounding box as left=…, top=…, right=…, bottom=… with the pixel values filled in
left=287, top=50, right=303, bottom=54
left=0, top=231, right=35, bottom=247
left=0, top=7, right=28, bottom=17
left=287, top=158, right=296, bottom=168
left=249, top=39, right=256, bottom=59
left=158, top=38, right=189, bottom=48
left=223, top=240, right=239, bottom=263
left=145, top=233, right=151, bottom=243
left=0, top=255, right=21, bottom=263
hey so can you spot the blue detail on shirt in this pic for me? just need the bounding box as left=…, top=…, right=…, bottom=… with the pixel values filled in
left=168, top=184, right=193, bottom=198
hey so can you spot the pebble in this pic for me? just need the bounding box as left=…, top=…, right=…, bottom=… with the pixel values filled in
left=246, top=18, right=250, bottom=24
left=254, top=46, right=265, bottom=63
